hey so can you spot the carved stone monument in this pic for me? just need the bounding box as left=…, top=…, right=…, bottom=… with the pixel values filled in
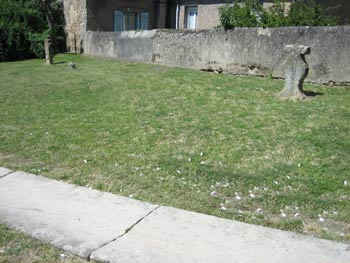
left=279, top=45, right=311, bottom=100
left=44, top=38, right=53, bottom=65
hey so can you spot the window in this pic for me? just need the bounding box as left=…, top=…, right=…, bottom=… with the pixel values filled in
left=140, top=12, right=149, bottom=30
left=124, top=12, right=137, bottom=30
left=114, top=10, right=149, bottom=32
left=186, top=6, right=198, bottom=30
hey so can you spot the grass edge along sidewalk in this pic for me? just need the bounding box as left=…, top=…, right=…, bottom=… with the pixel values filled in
left=0, top=54, right=349, bottom=243
left=0, top=168, right=349, bottom=263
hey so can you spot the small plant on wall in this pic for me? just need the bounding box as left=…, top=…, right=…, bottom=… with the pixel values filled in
left=219, top=0, right=339, bottom=29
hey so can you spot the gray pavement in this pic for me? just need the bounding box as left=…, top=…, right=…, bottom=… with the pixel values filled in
left=0, top=171, right=158, bottom=258
left=0, top=167, right=349, bottom=263
left=91, top=206, right=350, bottom=263
left=0, top=167, right=12, bottom=178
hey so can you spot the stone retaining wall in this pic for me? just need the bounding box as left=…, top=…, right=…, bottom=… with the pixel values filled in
left=83, top=26, right=350, bottom=84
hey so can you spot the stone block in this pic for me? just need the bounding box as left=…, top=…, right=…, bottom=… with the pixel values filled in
left=278, top=44, right=311, bottom=100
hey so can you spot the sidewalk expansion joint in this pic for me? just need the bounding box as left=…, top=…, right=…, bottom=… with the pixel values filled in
left=86, top=205, right=161, bottom=261
left=0, top=171, right=15, bottom=179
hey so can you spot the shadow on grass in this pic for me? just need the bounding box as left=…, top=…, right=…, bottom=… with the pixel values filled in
left=304, top=91, right=323, bottom=97
left=53, top=61, right=67, bottom=65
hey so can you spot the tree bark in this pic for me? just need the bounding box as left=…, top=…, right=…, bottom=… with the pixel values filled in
left=41, top=0, right=55, bottom=30
left=41, top=0, right=55, bottom=64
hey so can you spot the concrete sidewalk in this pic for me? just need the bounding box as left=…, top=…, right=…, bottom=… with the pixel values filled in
left=0, top=167, right=349, bottom=263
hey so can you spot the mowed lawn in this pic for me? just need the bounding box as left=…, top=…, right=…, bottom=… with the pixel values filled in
left=0, top=224, right=86, bottom=263
left=0, top=54, right=349, bottom=243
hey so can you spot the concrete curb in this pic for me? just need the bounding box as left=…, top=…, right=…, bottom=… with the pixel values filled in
left=0, top=167, right=13, bottom=178
left=0, top=170, right=158, bottom=258
left=0, top=167, right=349, bottom=263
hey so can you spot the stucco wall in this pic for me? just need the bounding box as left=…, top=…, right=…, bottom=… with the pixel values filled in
left=84, top=30, right=157, bottom=62
left=84, top=26, right=350, bottom=84
left=178, top=1, right=226, bottom=29
left=178, top=3, right=224, bottom=29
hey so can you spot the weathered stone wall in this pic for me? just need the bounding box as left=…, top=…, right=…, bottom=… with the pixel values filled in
left=84, top=30, right=157, bottom=62
left=84, top=26, right=350, bottom=84
left=64, top=0, right=87, bottom=53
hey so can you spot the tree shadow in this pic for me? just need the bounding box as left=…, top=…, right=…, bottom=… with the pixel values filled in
left=304, top=91, right=323, bottom=97
left=53, top=61, right=67, bottom=65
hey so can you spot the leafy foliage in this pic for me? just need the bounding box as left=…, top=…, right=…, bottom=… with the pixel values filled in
left=219, top=0, right=339, bottom=29
left=219, top=0, right=263, bottom=28
left=261, top=1, right=288, bottom=27
left=287, top=0, right=338, bottom=26
left=0, top=0, right=65, bottom=62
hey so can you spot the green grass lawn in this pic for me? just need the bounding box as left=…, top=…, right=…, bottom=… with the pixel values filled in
left=0, top=54, right=349, bottom=244
left=0, top=224, right=86, bottom=263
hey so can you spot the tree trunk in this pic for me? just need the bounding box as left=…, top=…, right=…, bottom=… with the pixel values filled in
left=42, top=0, right=55, bottom=30
left=41, top=0, right=55, bottom=64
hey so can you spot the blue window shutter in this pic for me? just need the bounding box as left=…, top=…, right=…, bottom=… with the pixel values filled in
left=136, top=13, right=140, bottom=29
left=140, top=12, right=149, bottom=30
left=114, top=11, right=123, bottom=32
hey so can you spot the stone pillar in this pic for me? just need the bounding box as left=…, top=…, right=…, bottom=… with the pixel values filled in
left=64, top=0, right=87, bottom=53
left=278, top=45, right=311, bottom=100
left=44, top=38, right=53, bottom=65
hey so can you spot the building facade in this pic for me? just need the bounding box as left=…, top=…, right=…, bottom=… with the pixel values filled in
left=64, top=0, right=349, bottom=53
left=168, top=0, right=349, bottom=30
left=168, top=0, right=228, bottom=30
left=167, top=1, right=292, bottom=30
left=64, top=0, right=167, bottom=53
left=86, top=0, right=168, bottom=32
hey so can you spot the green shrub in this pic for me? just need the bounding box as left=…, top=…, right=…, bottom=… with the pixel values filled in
left=0, top=0, right=65, bottom=62
left=261, top=1, right=288, bottom=27
left=219, top=0, right=264, bottom=29
left=219, top=0, right=339, bottom=29
left=27, top=31, right=47, bottom=58
left=287, top=0, right=338, bottom=26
